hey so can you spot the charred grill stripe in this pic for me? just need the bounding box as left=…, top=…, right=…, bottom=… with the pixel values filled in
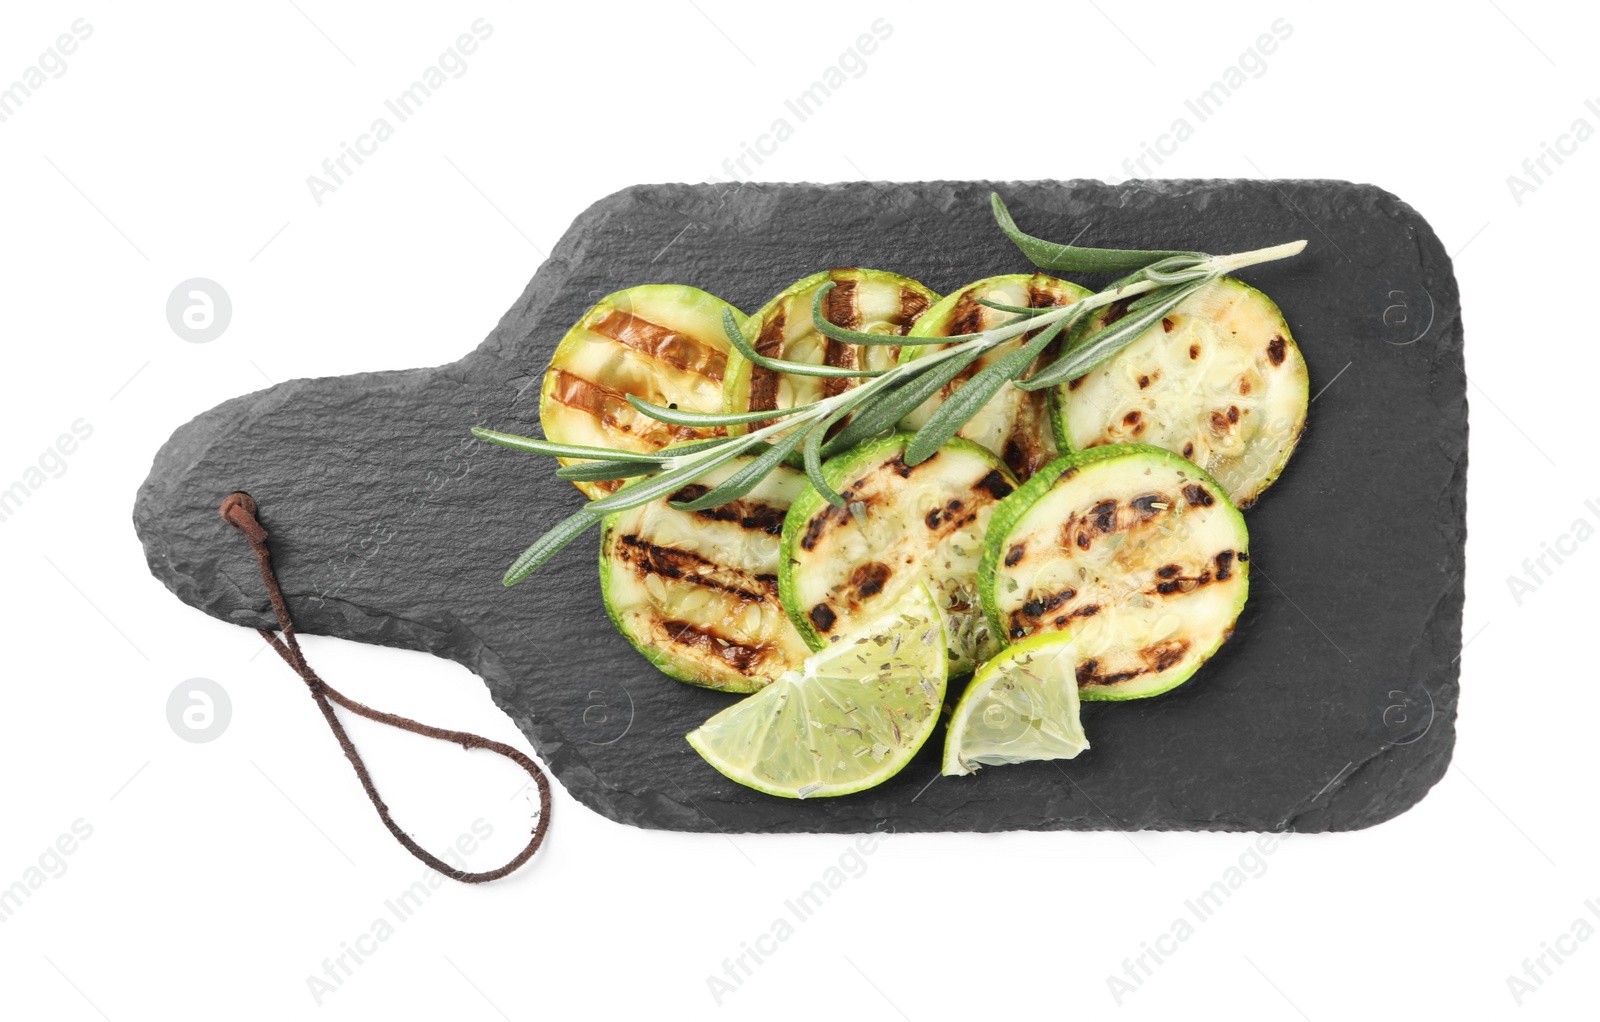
left=668, top=484, right=788, bottom=535
left=745, top=308, right=788, bottom=414
left=890, top=286, right=931, bottom=334
left=1182, top=483, right=1216, bottom=508
left=1215, top=549, right=1235, bottom=581
left=548, top=370, right=712, bottom=447
left=587, top=309, right=728, bottom=380
left=616, top=534, right=777, bottom=601
left=820, top=279, right=861, bottom=400
left=976, top=470, right=1014, bottom=500
left=1090, top=500, right=1118, bottom=534
left=1267, top=334, right=1287, bottom=366
left=659, top=619, right=770, bottom=673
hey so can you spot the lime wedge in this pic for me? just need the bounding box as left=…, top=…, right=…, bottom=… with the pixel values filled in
left=943, top=631, right=1090, bottom=776
left=687, top=584, right=947, bottom=798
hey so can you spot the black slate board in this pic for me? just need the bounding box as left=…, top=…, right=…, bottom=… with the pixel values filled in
left=134, top=180, right=1465, bottom=834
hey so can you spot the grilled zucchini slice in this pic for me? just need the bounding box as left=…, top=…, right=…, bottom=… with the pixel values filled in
left=540, top=284, right=742, bottom=498
left=980, top=444, right=1249, bottom=700
left=779, top=434, right=1018, bottom=676
left=722, top=268, right=937, bottom=429
left=1051, top=276, right=1308, bottom=508
left=898, top=273, right=1091, bottom=480
left=600, top=457, right=812, bottom=693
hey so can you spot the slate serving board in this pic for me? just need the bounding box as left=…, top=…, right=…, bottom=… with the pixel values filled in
left=134, top=180, right=1464, bottom=834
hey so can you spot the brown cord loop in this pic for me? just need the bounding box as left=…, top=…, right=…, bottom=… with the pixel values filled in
left=220, top=491, right=550, bottom=883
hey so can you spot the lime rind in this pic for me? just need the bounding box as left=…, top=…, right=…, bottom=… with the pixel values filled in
left=686, top=584, right=947, bottom=799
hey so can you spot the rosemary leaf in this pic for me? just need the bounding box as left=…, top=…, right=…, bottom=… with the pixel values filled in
left=723, top=307, right=892, bottom=378
left=1018, top=279, right=1208, bottom=392
left=802, top=402, right=860, bottom=507
left=554, top=460, right=659, bottom=482
left=584, top=434, right=765, bottom=513
left=471, top=429, right=668, bottom=463
left=904, top=314, right=1069, bottom=465
left=821, top=344, right=988, bottom=456
left=669, top=425, right=813, bottom=511
left=991, top=193, right=1201, bottom=274
left=502, top=509, right=601, bottom=586
left=626, top=394, right=818, bottom=427
left=974, top=297, right=1055, bottom=316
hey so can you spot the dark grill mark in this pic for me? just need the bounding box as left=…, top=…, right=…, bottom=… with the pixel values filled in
left=1237, top=550, right=1249, bottom=562
left=809, top=603, right=837, bottom=633
left=1004, top=543, right=1027, bottom=567
left=849, top=561, right=892, bottom=599
left=668, top=485, right=788, bottom=535
left=947, top=291, right=984, bottom=337
left=925, top=497, right=966, bottom=529
left=1145, top=640, right=1190, bottom=673
left=1161, top=317, right=1174, bottom=333
left=1138, top=375, right=1150, bottom=389
left=799, top=501, right=851, bottom=551
left=890, top=286, right=931, bottom=334
left=615, top=534, right=774, bottom=602
left=1103, top=298, right=1133, bottom=325
left=1215, top=550, right=1235, bottom=581
left=1239, top=378, right=1252, bottom=396
left=1009, top=588, right=1076, bottom=637
left=1267, top=335, right=1287, bottom=366
left=1156, top=564, right=1181, bottom=578
left=1189, top=344, right=1201, bottom=360
left=1182, top=484, right=1215, bottom=508
left=1182, top=442, right=1195, bottom=459
left=1090, top=500, right=1118, bottom=535
left=1067, top=376, right=1083, bottom=391
left=746, top=310, right=788, bottom=414
left=976, top=470, right=1013, bottom=500
left=1209, top=411, right=1230, bottom=432
left=1227, top=405, right=1240, bottom=424
left=661, top=619, right=766, bottom=672
left=1130, top=493, right=1168, bottom=520
left=587, top=309, right=728, bottom=380
left=548, top=370, right=708, bottom=448
left=821, top=279, right=860, bottom=400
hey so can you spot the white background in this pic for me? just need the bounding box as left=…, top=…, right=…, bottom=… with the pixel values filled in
left=0, top=1, right=1594, bottom=1019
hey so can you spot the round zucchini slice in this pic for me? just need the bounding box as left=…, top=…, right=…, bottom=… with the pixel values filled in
left=600, top=457, right=813, bottom=693
left=722, top=268, right=937, bottom=429
left=1051, top=276, right=1309, bottom=508
left=540, top=284, right=742, bottom=498
left=779, top=433, right=1018, bottom=676
left=898, top=273, right=1091, bottom=480
left=980, top=443, right=1249, bottom=700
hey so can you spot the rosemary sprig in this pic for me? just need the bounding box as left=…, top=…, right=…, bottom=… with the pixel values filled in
left=476, top=193, right=1306, bottom=585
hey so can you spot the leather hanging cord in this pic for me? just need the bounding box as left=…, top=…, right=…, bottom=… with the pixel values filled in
left=220, top=492, right=550, bottom=883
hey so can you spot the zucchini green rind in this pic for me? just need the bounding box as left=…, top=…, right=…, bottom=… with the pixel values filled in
left=979, top=443, right=1249, bottom=700
left=599, top=456, right=812, bottom=693
left=722, top=268, right=937, bottom=430
left=779, top=432, right=1017, bottom=676
left=540, top=284, right=743, bottom=498
left=1051, top=276, right=1309, bottom=509
left=898, top=273, right=1092, bottom=480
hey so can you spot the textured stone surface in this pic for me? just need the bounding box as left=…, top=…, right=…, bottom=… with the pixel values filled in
left=134, top=180, right=1465, bottom=834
